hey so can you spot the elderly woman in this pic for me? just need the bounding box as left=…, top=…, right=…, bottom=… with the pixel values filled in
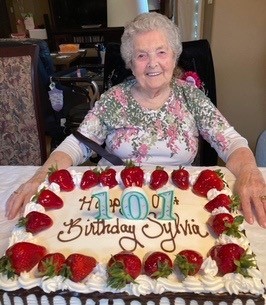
left=6, top=12, right=266, bottom=227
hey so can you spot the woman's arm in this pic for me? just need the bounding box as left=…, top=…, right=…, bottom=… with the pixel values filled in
left=226, top=147, right=266, bottom=228
left=5, top=133, right=92, bottom=220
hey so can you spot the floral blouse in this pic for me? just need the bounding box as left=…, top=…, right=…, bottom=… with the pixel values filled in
left=55, top=78, right=247, bottom=166
left=67, top=78, right=247, bottom=166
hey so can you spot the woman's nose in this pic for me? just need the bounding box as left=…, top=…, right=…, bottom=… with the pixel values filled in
left=147, top=53, right=158, bottom=68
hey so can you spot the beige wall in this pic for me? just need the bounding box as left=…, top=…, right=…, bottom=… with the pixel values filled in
left=210, top=0, right=266, bottom=152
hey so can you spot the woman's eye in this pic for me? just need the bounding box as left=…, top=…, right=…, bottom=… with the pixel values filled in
left=158, top=50, right=167, bottom=57
left=137, top=53, right=147, bottom=60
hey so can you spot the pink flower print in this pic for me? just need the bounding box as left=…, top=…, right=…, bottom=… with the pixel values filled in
left=114, top=89, right=128, bottom=107
left=199, top=130, right=210, bottom=141
left=125, top=128, right=138, bottom=140
left=138, top=143, right=149, bottom=157
left=183, top=131, right=197, bottom=154
left=134, top=143, right=149, bottom=163
left=169, top=101, right=182, bottom=116
left=154, top=119, right=164, bottom=137
left=112, top=129, right=138, bottom=150
left=166, top=126, right=180, bottom=153
left=167, top=125, right=178, bottom=140
left=216, top=133, right=229, bottom=150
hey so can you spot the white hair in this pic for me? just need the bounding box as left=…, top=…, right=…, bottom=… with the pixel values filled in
left=121, top=12, right=182, bottom=69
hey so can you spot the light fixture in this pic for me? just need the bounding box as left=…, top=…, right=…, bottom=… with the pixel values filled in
left=107, top=0, right=149, bottom=27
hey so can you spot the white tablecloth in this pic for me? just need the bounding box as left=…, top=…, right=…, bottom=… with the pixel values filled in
left=0, top=166, right=265, bottom=302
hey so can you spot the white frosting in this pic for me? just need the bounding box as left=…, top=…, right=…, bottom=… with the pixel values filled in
left=217, top=233, right=250, bottom=250
left=8, top=227, right=34, bottom=247
left=207, top=187, right=232, bottom=201
left=211, top=206, right=231, bottom=216
left=24, top=202, right=46, bottom=216
left=0, top=166, right=264, bottom=304
left=18, top=271, right=41, bottom=290
left=201, top=257, right=219, bottom=277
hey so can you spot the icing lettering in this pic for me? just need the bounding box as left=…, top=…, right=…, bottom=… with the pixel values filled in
left=57, top=217, right=143, bottom=251
left=57, top=212, right=209, bottom=253
left=142, top=213, right=209, bottom=252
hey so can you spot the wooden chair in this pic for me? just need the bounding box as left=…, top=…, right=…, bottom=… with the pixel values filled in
left=0, top=41, right=47, bottom=165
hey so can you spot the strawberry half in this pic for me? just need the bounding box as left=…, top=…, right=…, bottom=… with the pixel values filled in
left=208, top=213, right=244, bottom=237
left=120, top=161, right=144, bottom=187
left=174, top=249, right=203, bottom=276
left=204, top=194, right=240, bottom=213
left=0, top=242, right=47, bottom=277
left=34, top=189, right=64, bottom=210
left=171, top=166, right=189, bottom=190
left=149, top=166, right=169, bottom=190
left=62, top=253, right=97, bottom=282
left=99, top=168, right=118, bottom=188
left=17, top=211, right=53, bottom=234
left=38, top=252, right=66, bottom=277
left=193, top=169, right=225, bottom=197
left=143, top=251, right=173, bottom=279
left=209, top=243, right=256, bottom=276
left=107, top=251, right=142, bottom=289
left=48, top=165, right=75, bottom=191
left=80, top=169, right=99, bottom=190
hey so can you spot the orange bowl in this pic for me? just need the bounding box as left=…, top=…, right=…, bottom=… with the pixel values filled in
left=59, top=44, right=80, bottom=53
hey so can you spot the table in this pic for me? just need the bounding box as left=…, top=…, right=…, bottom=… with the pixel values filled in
left=0, top=166, right=265, bottom=302
left=50, top=50, right=86, bottom=70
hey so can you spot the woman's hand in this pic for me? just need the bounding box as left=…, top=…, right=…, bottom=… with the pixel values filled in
left=234, top=168, right=266, bottom=228
left=226, top=147, right=266, bottom=228
left=5, top=177, right=43, bottom=220
left=5, top=151, right=74, bottom=220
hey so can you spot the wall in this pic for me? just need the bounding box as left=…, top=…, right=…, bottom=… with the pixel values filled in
left=210, top=0, right=266, bottom=152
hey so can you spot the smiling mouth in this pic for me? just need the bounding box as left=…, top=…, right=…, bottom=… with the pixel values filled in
left=146, top=72, right=161, bottom=76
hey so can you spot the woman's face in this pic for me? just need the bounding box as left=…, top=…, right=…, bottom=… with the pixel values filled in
left=130, top=30, right=176, bottom=93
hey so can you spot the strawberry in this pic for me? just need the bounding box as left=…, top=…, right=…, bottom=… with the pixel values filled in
left=17, top=211, right=53, bottom=234
left=208, top=213, right=244, bottom=237
left=107, top=251, right=142, bottom=289
left=37, top=252, right=65, bottom=277
left=48, top=165, right=75, bottom=191
left=80, top=169, right=99, bottom=190
left=62, top=253, right=96, bottom=282
left=120, top=161, right=144, bottom=187
left=174, top=249, right=203, bottom=276
left=209, top=243, right=256, bottom=276
left=143, top=251, right=173, bottom=279
left=99, top=168, right=118, bottom=188
left=204, top=194, right=240, bottom=213
left=34, top=188, right=64, bottom=210
left=192, top=169, right=225, bottom=197
left=149, top=166, right=169, bottom=190
left=0, top=242, right=47, bottom=278
left=171, top=166, right=189, bottom=190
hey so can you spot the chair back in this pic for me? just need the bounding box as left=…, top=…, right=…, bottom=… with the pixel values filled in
left=178, top=39, right=217, bottom=165
left=0, top=41, right=47, bottom=165
left=103, top=39, right=218, bottom=166
left=255, top=130, right=266, bottom=167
